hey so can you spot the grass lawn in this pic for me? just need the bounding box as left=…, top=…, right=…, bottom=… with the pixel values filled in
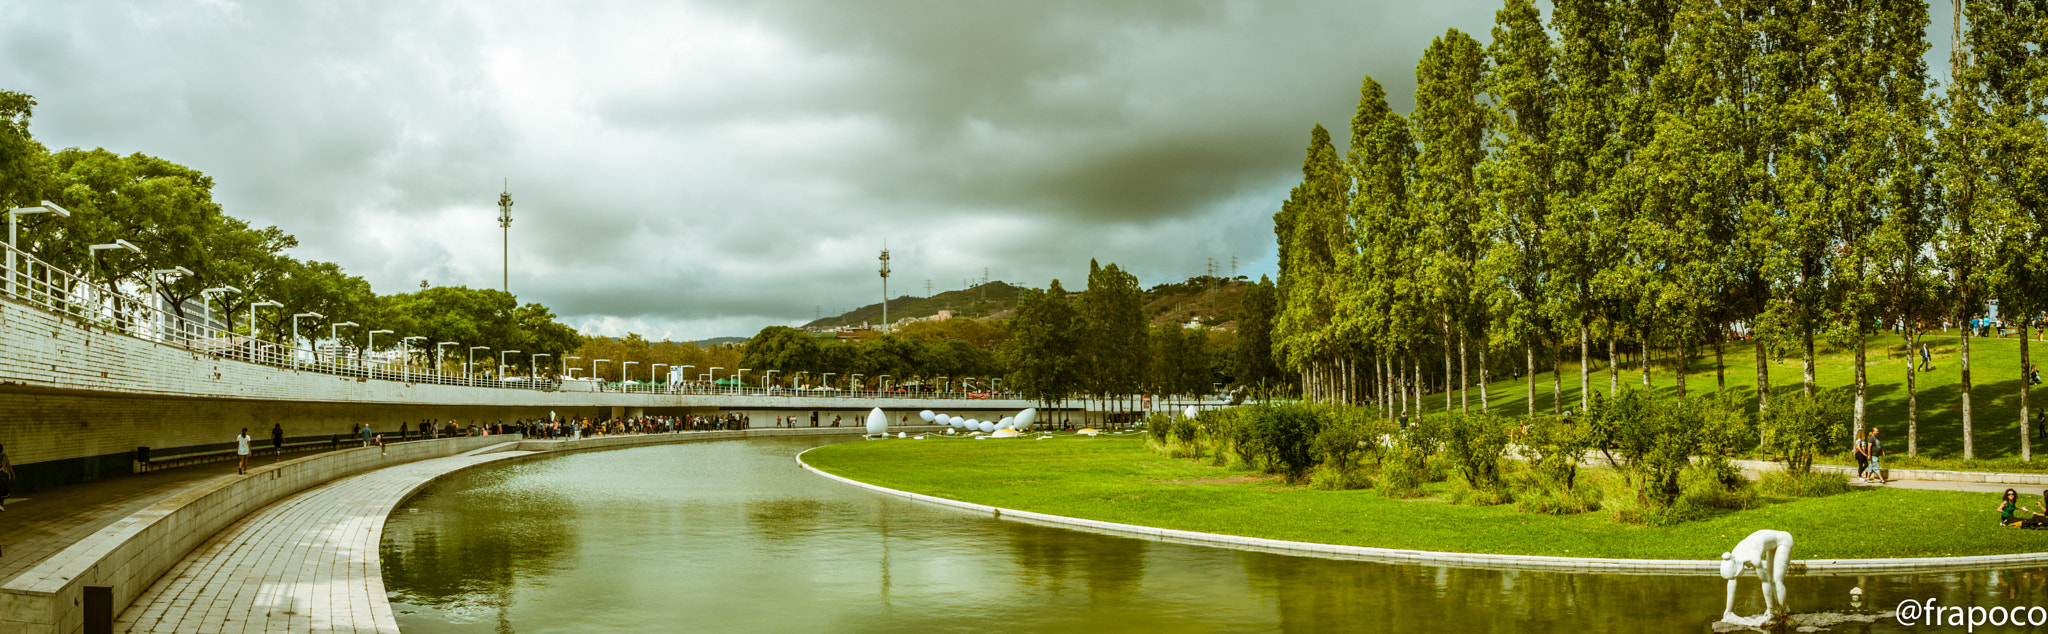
left=805, top=434, right=2048, bottom=560
left=1411, top=332, right=2045, bottom=464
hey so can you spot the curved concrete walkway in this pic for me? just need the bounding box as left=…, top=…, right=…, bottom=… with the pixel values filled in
left=111, top=446, right=534, bottom=634
left=797, top=447, right=2048, bottom=577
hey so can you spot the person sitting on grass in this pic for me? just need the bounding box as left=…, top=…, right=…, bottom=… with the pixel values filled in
left=1997, top=489, right=2047, bottom=528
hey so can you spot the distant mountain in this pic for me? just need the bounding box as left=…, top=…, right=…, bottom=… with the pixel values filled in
left=798, top=276, right=1255, bottom=332
left=689, top=336, right=748, bottom=347
left=803, top=281, right=1030, bottom=329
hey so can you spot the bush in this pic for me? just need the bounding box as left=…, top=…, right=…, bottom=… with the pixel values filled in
left=1379, top=423, right=1440, bottom=499
left=1234, top=402, right=1326, bottom=483
left=1757, top=469, right=1852, bottom=497
left=1309, top=409, right=1383, bottom=490
left=1439, top=411, right=1511, bottom=496
left=1523, top=413, right=1597, bottom=491
left=1598, top=389, right=1751, bottom=511
left=1760, top=390, right=1851, bottom=475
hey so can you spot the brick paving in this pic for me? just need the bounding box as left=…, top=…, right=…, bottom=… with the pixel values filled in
left=1, top=461, right=257, bottom=584
left=111, top=449, right=534, bottom=634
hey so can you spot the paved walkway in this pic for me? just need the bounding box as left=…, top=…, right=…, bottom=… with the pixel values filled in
left=111, top=447, right=533, bottom=634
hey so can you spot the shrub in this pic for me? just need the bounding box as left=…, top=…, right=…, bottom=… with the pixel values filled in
left=1757, top=469, right=1852, bottom=497
left=1523, top=414, right=1597, bottom=491
left=1440, top=411, right=1511, bottom=496
left=1309, top=408, right=1385, bottom=490
left=1598, top=389, right=1752, bottom=511
left=1760, top=390, right=1851, bottom=475
left=1233, top=401, right=1326, bottom=483
left=1379, top=423, right=1440, bottom=499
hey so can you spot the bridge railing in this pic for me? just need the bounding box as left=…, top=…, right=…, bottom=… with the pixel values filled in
left=0, top=241, right=1035, bottom=401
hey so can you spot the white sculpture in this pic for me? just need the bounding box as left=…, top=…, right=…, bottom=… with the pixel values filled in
left=919, top=410, right=936, bottom=422
left=978, top=421, right=995, bottom=433
left=1720, top=529, right=1795, bottom=625
left=1015, top=408, right=1038, bottom=429
left=998, top=417, right=1015, bottom=430
left=1184, top=405, right=1198, bottom=419
left=865, top=407, right=888, bottom=436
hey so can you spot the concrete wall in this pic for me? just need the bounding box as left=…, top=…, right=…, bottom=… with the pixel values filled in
left=0, top=434, right=509, bottom=634
left=0, top=296, right=1039, bottom=491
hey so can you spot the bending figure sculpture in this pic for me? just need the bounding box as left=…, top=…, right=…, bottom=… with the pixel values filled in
left=1719, top=529, right=1794, bottom=625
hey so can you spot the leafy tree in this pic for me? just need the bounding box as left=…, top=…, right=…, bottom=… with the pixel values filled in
left=1003, top=280, right=1084, bottom=415
left=1079, top=260, right=1149, bottom=409
left=1412, top=28, right=1491, bottom=413
left=1233, top=275, right=1284, bottom=391
left=740, top=326, right=823, bottom=376
left=1479, top=0, right=1556, bottom=416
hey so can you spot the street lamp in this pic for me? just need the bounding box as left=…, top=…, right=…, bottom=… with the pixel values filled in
left=623, top=361, right=639, bottom=390
left=249, top=300, right=280, bottom=361
left=708, top=367, right=723, bottom=392
left=822, top=373, right=835, bottom=392
left=937, top=376, right=949, bottom=396
left=764, top=369, right=778, bottom=391
left=737, top=368, right=750, bottom=394
left=532, top=353, right=551, bottom=381
left=6, top=201, right=69, bottom=296
left=500, top=350, right=521, bottom=381
left=330, top=321, right=358, bottom=369
left=652, top=363, right=668, bottom=385
left=880, top=374, right=891, bottom=394
left=88, top=241, right=142, bottom=314
left=403, top=336, right=425, bottom=381
left=679, top=365, right=695, bottom=391
left=437, top=341, right=458, bottom=378
left=593, top=359, right=610, bottom=385
left=292, top=312, right=323, bottom=365
left=567, top=367, right=582, bottom=379
left=468, top=346, right=489, bottom=381
left=367, top=329, right=393, bottom=372
left=201, top=286, right=241, bottom=334
left=148, top=268, right=192, bottom=337
left=564, top=356, right=581, bottom=378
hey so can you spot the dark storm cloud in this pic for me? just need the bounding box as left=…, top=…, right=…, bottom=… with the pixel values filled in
left=0, top=0, right=1524, bottom=340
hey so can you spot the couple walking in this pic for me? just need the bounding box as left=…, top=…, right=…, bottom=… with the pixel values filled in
left=1853, top=427, right=1886, bottom=485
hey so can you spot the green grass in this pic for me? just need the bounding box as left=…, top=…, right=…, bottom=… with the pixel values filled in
left=806, top=434, right=2048, bottom=560
left=1415, top=332, right=2045, bottom=462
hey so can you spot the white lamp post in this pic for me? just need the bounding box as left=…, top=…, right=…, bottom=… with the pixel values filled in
left=403, top=336, right=425, bottom=381
left=202, top=286, right=241, bottom=335
left=652, top=363, right=668, bottom=391
left=564, top=356, right=580, bottom=378
left=500, top=350, right=520, bottom=382
left=708, top=367, right=723, bottom=392
left=468, top=346, right=489, bottom=382
left=736, top=368, right=750, bottom=394
left=532, top=353, right=550, bottom=381
left=764, top=369, right=778, bottom=391
left=367, top=329, right=393, bottom=373
left=292, top=312, right=323, bottom=365
left=249, top=300, right=281, bottom=361
left=623, top=361, right=638, bottom=390
left=6, top=201, right=69, bottom=296
left=437, top=341, right=458, bottom=379
left=330, top=321, right=358, bottom=368
left=594, top=359, right=611, bottom=387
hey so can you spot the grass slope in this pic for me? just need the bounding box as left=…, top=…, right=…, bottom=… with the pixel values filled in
left=1416, top=332, right=2045, bottom=462
left=807, top=435, right=2048, bottom=560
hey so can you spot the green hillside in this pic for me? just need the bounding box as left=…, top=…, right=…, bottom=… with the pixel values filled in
left=1410, top=332, right=2044, bottom=462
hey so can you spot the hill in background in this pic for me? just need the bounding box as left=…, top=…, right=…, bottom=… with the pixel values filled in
left=801, top=275, right=1256, bottom=331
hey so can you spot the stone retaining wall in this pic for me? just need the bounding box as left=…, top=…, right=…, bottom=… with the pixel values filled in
left=0, top=434, right=509, bottom=634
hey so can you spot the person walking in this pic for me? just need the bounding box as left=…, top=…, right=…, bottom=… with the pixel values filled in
left=361, top=423, right=374, bottom=448
left=1853, top=431, right=1870, bottom=484
left=236, top=428, right=252, bottom=475
left=271, top=423, right=285, bottom=462
left=1919, top=343, right=1932, bottom=371
left=1865, top=428, right=1886, bottom=485
left=0, top=443, right=14, bottom=512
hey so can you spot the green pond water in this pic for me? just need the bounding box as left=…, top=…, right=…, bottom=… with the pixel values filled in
left=382, top=435, right=2048, bottom=632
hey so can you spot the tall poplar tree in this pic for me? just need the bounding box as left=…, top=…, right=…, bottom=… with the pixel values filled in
left=1412, top=29, right=1492, bottom=413
left=1479, top=0, right=1557, bottom=416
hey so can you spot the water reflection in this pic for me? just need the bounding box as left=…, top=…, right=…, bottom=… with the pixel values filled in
left=384, top=437, right=2048, bottom=633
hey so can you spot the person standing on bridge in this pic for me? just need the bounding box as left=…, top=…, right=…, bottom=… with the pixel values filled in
left=361, top=423, right=374, bottom=448
left=236, top=428, right=252, bottom=475
left=271, top=423, right=285, bottom=462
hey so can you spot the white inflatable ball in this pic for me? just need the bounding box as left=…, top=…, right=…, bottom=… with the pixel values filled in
left=897, top=432, right=906, bottom=438
left=998, top=417, right=1015, bottom=430
left=944, top=428, right=955, bottom=435
left=978, top=421, right=995, bottom=433
left=919, top=410, right=936, bottom=422
left=1015, top=408, right=1038, bottom=429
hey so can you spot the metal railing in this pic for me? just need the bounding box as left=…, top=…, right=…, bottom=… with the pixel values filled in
left=0, top=240, right=1032, bottom=401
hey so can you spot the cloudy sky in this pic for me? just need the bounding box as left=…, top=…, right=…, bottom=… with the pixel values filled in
left=0, top=1, right=1960, bottom=341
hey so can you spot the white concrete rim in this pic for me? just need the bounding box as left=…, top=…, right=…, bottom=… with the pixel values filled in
left=795, top=447, right=2048, bottom=577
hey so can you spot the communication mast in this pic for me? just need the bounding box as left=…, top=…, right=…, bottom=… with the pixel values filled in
left=878, top=243, right=892, bottom=333
left=497, top=180, right=514, bottom=294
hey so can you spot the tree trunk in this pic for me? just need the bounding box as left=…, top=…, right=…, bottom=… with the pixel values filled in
left=1552, top=341, right=1563, bottom=416
left=1478, top=339, right=1489, bottom=414
left=1854, top=330, right=1867, bottom=444
left=1963, top=324, right=1975, bottom=460
left=1414, top=357, right=1423, bottom=415
left=1755, top=336, right=1771, bottom=411
left=2022, top=324, right=2032, bottom=462
left=1802, top=326, right=1816, bottom=398
left=1675, top=340, right=1687, bottom=400
left=1608, top=324, right=1618, bottom=397
left=1579, top=324, right=1590, bottom=411
left=1907, top=329, right=1919, bottom=457
left=1641, top=330, right=1652, bottom=387
left=1527, top=344, right=1537, bottom=417
left=1459, top=331, right=1469, bottom=413
left=1445, top=328, right=1455, bottom=414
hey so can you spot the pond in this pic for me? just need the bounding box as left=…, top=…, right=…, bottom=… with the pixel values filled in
left=382, top=435, right=2046, bottom=633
